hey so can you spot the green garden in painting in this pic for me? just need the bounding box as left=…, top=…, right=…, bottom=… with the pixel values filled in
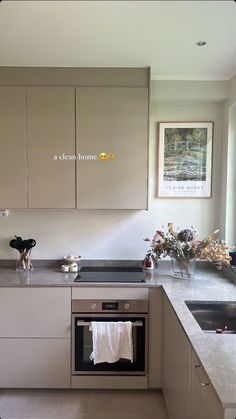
left=163, top=127, right=207, bottom=181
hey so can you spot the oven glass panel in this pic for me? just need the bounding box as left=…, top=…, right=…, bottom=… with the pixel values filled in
left=74, top=316, right=145, bottom=373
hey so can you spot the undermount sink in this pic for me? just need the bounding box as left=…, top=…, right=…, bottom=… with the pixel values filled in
left=185, top=301, right=236, bottom=334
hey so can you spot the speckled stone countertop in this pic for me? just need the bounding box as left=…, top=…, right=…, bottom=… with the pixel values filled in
left=0, top=261, right=236, bottom=408
left=0, top=267, right=79, bottom=287
left=0, top=259, right=150, bottom=287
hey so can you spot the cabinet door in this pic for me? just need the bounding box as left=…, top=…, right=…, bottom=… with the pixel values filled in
left=148, top=287, right=162, bottom=388
left=76, top=87, right=148, bottom=209
left=0, top=338, right=70, bottom=388
left=0, top=87, right=27, bottom=208
left=162, top=295, right=191, bottom=419
left=191, top=351, right=223, bottom=419
left=27, top=87, right=75, bottom=208
left=0, top=288, right=71, bottom=338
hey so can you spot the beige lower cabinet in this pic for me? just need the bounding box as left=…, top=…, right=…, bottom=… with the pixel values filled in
left=0, top=287, right=71, bottom=388
left=0, top=288, right=71, bottom=338
left=191, top=351, right=236, bottom=419
left=162, top=294, right=192, bottom=419
left=162, top=295, right=236, bottom=419
left=148, top=287, right=162, bottom=388
left=190, top=351, right=223, bottom=419
left=0, top=338, right=70, bottom=388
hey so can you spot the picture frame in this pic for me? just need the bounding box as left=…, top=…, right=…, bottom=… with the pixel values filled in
left=157, top=121, right=213, bottom=198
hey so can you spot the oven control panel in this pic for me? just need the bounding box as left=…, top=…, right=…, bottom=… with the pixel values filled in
left=72, top=299, right=148, bottom=313
left=102, top=302, right=119, bottom=310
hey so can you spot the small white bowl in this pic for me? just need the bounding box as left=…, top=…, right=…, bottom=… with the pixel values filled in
left=64, top=255, right=82, bottom=263
left=69, top=265, right=78, bottom=273
left=61, top=264, right=70, bottom=273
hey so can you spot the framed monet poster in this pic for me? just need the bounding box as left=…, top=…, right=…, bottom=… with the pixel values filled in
left=157, top=122, right=213, bottom=198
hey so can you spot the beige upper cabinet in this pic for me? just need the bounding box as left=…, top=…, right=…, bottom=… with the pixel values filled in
left=27, top=87, right=76, bottom=208
left=0, top=87, right=27, bottom=208
left=0, top=68, right=149, bottom=210
left=76, top=87, right=148, bottom=209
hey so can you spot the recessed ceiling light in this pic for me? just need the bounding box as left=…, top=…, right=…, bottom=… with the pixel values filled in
left=195, top=41, right=207, bottom=47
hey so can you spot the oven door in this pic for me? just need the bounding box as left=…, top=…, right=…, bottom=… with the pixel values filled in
left=72, top=313, right=148, bottom=375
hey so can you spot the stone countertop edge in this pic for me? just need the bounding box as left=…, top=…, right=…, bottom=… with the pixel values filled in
left=0, top=259, right=144, bottom=269
left=1, top=260, right=236, bottom=408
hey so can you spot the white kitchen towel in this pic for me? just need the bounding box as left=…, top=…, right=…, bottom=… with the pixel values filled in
left=89, top=321, right=133, bottom=365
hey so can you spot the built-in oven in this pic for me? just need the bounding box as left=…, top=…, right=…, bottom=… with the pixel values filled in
left=72, top=299, right=148, bottom=376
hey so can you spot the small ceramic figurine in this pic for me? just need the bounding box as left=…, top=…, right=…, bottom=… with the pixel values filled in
left=61, top=254, right=82, bottom=273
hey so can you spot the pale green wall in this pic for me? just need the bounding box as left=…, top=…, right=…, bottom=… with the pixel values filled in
left=221, top=74, right=236, bottom=245
left=151, top=80, right=229, bottom=103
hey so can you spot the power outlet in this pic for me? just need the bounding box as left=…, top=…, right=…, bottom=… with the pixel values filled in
left=0, top=209, right=9, bottom=218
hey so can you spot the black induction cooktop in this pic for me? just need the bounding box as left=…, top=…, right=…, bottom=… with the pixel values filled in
left=74, top=267, right=145, bottom=283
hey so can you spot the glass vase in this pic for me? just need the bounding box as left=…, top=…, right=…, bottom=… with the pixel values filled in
left=171, top=258, right=195, bottom=279
left=16, top=252, right=33, bottom=271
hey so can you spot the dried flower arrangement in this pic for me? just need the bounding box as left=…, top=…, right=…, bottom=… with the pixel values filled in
left=144, top=223, right=231, bottom=270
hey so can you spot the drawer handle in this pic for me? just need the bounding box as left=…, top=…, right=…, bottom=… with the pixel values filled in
left=195, top=365, right=210, bottom=386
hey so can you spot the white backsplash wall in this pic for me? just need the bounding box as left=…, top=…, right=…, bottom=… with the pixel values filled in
left=0, top=93, right=223, bottom=260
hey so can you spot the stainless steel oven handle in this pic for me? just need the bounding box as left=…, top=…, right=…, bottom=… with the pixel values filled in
left=76, top=320, right=143, bottom=327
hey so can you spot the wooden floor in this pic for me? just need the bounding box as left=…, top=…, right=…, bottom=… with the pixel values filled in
left=0, top=389, right=168, bottom=419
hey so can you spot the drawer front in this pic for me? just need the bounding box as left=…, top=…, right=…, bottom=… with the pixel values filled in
left=191, top=351, right=223, bottom=419
left=0, top=288, right=71, bottom=338
left=72, top=287, right=148, bottom=300
left=0, top=338, right=70, bottom=388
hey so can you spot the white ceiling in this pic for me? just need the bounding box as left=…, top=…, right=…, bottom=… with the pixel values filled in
left=0, top=0, right=236, bottom=80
